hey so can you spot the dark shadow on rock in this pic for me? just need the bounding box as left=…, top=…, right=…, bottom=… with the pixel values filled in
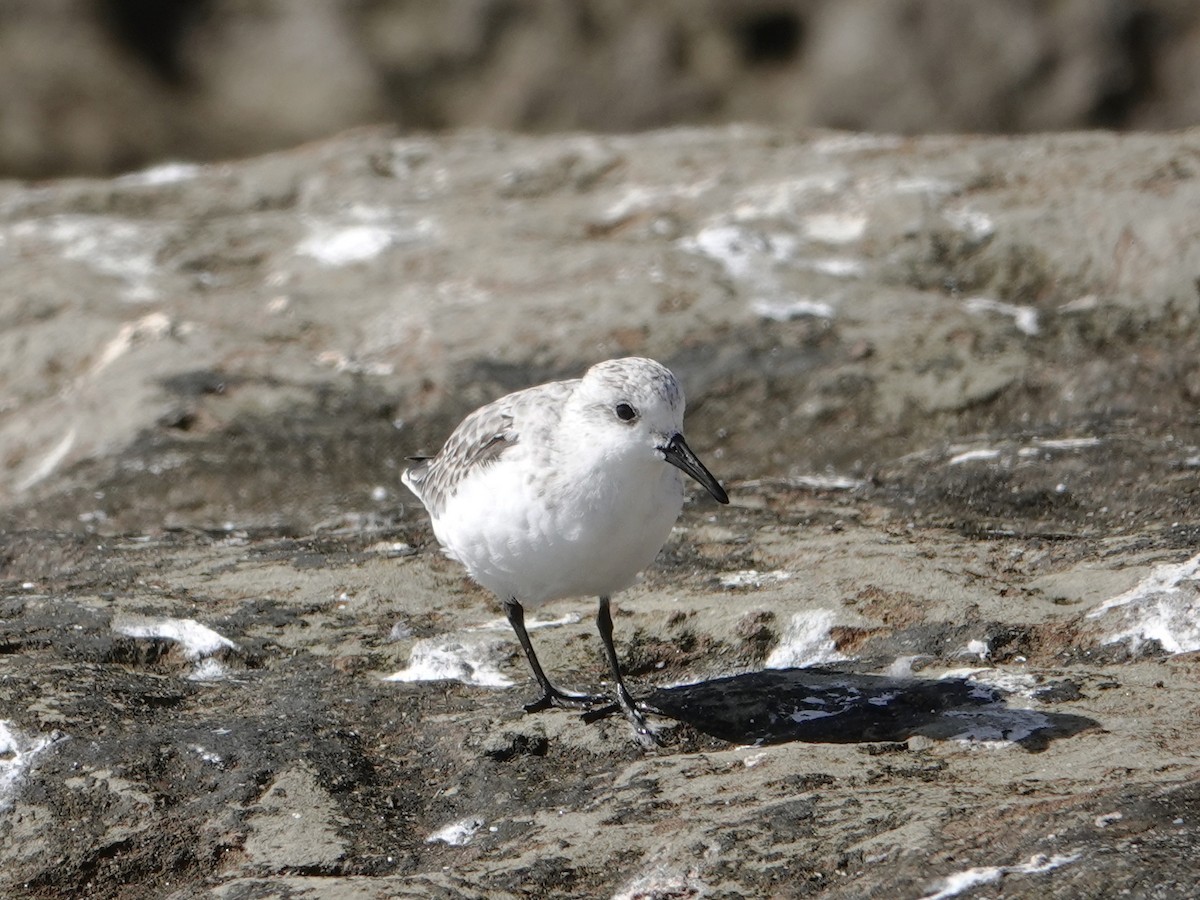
left=639, top=668, right=1098, bottom=752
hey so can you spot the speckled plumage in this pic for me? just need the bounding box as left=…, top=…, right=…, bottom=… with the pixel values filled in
left=403, top=379, right=574, bottom=520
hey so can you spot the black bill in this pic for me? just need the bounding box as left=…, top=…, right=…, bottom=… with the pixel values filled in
left=661, top=433, right=730, bottom=504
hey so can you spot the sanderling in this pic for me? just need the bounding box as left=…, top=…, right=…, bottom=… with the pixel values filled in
left=402, top=357, right=729, bottom=743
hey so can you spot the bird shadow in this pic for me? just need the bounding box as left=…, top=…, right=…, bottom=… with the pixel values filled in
left=635, top=668, right=1098, bottom=752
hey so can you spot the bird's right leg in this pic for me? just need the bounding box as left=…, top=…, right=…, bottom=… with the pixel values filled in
left=503, top=598, right=605, bottom=711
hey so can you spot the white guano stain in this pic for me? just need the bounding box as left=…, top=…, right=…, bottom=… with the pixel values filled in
left=1088, top=552, right=1200, bottom=654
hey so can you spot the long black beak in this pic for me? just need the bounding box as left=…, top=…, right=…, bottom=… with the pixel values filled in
left=661, top=433, right=729, bottom=504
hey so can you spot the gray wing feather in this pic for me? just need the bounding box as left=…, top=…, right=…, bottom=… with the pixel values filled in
left=403, top=379, right=577, bottom=517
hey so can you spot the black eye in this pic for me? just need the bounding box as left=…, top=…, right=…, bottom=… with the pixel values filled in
left=614, top=402, right=638, bottom=422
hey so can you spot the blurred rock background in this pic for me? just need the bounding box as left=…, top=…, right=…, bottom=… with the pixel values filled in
left=4, top=0, right=1199, bottom=179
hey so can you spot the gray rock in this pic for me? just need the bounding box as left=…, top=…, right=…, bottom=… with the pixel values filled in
left=2, top=125, right=1200, bottom=897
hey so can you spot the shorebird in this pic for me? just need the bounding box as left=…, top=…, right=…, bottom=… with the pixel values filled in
left=403, top=357, right=728, bottom=741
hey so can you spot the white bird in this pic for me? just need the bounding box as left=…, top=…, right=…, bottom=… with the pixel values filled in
left=402, top=357, right=729, bottom=741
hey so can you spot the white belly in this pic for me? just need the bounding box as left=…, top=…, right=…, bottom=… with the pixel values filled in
left=431, top=457, right=685, bottom=606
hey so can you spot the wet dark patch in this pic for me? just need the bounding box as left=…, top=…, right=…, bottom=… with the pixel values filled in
left=641, top=668, right=1097, bottom=749
left=621, top=626, right=725, bottom=678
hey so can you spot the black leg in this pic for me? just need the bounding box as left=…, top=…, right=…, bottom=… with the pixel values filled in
left=594, top=595, right=659, bottom=745
left=503, top=598, right=605, bottom=711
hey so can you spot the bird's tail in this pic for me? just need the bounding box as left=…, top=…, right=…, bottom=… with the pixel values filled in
left=400, top=456, right=432, bottom=500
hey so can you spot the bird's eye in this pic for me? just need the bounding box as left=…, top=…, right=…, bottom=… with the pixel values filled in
left=614, top=402, right=638, bottom=422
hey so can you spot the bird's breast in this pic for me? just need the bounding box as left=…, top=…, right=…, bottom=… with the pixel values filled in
left=432, top=456, right=685, bottom=604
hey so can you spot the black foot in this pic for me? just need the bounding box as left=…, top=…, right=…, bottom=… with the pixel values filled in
left=581, top=690, right=663, bottom=747
left=580, top=698, right=659, bottom=722
left=522, top=686, right=608, bottom=713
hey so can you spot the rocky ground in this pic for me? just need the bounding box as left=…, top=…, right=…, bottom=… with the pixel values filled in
left=2, top=125, right=1200, bottom=897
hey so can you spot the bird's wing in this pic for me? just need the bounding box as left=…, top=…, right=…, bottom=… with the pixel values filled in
left=402, top=379, right=577, bottom=517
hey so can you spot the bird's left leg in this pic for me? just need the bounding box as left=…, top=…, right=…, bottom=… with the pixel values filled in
left=591, top=595, right=661, bottom=746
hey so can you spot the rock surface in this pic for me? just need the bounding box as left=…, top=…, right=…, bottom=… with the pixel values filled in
left=2, top=125, right=1200, bottom=897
